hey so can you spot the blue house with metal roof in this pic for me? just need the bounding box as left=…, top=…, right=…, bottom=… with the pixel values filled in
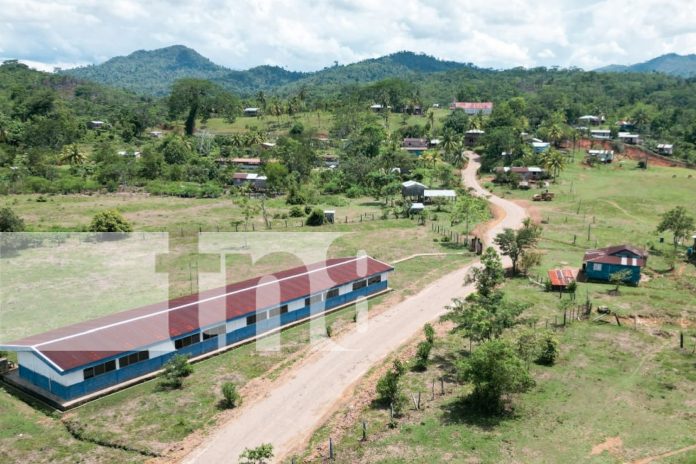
left=582, top=245, right=647, bottom=285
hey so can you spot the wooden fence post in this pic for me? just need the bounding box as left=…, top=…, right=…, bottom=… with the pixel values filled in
left=329, top=437, right=334, bottom=460
left=362, top=421, right=367, bottom=441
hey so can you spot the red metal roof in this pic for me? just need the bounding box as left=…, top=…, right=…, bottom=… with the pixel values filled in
left=6, top=257, right=393, bottom=372
left=547, top=268, right=576, bottom=287
left=582, top=245, right=647, bottom=267
left=450, top=102, right=493, bottom=110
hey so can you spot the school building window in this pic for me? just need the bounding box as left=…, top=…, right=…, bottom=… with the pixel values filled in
left=268, top=305, right=289, bottom=318
left=352, top=279, right=367, bottom=291
left=367, top=275, right=382, bottom=285
left=326, top=288, right=339, bottom=299
left=83, top=359, right=116, bottom=380
left=202, top=324, right=226, bottom=340
left=118, top=350, right=149, bottom=368
left=174, top=333, right=201, bottom=350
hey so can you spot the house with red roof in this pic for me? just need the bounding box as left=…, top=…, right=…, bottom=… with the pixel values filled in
left=582, top=245, right=647, bottom=285
left=0, top=257, right=393, bottom=406
left=449, top=101, right=493, bottom=115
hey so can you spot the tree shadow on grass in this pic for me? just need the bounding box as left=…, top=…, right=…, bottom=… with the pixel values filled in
left=440, top=395, right=515, bottom=429
left=357, top=201, right=385, bottom=207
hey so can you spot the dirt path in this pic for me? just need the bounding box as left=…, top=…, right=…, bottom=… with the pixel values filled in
left=177, top=153, right=527, bottom=464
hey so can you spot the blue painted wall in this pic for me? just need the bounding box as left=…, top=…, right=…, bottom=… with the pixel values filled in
left=584, top=262, right=641, bottom=284
left=20, top=279, right=388, bottom=401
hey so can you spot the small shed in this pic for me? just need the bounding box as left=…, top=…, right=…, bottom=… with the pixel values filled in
left=370, top=104, right=384, bottom=112
left=408, top=203, right=424, bottom=215
left=88, top=120, right=105, bottom=129
left=578, top=115, right=601, bottom=125
left=531, top=138, right=550, bottom=153
left=582, top=245, right=648, bottom=285
left=547, top=268, right=576, bottom=291
left=401, top=138, right=429, bottom=156
left=402, top=181, right=427, bottom=198
left=243, top=107, right=260, bottom=117
left=324, top=210, right=335, bottom=224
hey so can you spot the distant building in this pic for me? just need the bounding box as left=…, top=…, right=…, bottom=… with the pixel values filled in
left=149, top=130, right=163, bottom=138
left=587, top=149, right=614, bottom=163
left=590, top=129, right=611, bottom=140
left=401, top=138, right=429, bottom=156
left=243, top=107, right=260, bottom=117
left=232, top=172, right=267, bottom=191
left=401, top=180, right=427, bottom=199
left=87, top=120, right=105, bottom=129
left=656, top=144, right=673, bottom=155
left=464, top=129, right=485, bottom=146
left=547, top=268, right=577, bottom=291
left=616, top=120, right=635, bottom=131
left=582, top=245, right=647, bottom=285
left=370, top=104, right=384, bottom=112
left=260, top=142, right=276, bottom=150
left=424, top=189, right=456, bottom=201
left=495, top=166, right=546, bottom=182
left=449, top=102, right=493, bottom=115
left=578, top=115, right=601, bottom=125
left=531, top=138, right=550, bottom=153
left=231, top=157, right=262, bottom=171
left=617, top=132, right=640, bottom=144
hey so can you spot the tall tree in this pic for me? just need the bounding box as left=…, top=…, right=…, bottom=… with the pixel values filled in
left=656, top=206, right=695, bottom=250
left=494, top=219, right=542, bottom=275
left=168, top=79, right=239, bottom=136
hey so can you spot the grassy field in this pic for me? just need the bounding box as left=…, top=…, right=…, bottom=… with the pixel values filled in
left=299, top=154, right=696, bottom=464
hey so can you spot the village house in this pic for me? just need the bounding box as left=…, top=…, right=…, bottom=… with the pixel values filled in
left=424, top=189, right=456, bottom=202
left=578, top=115, right=601, bottom=126
left=370, top=103, right=384, bottom=112
left=657, top=144, right=673, bottom=155
left=531, top=138, right=550, bottom=153
left=464, top=129, right=485, bottom=146
left=231, top=157, right=262, bottom=171
left=496, top=166, right=546, bottom=182
left=617, top=120, right=635, bottom=131
left=232, top=173, right=267, bottom=191
left=401, top=138, right=429, bottom=156
left=243, top=107, right=260, bottom=117
left=449, top=101, right=493, bottom=115
left=401, top=180, right=427, bottom=200
left=587, top=149, right=614, bottom=163
left=87, top=120, right=105, bottom=129
left=590, top=129, right=611, bottom=140
left=617, top=132, right=640, bottom=144
left=582, top=245, right=648, bottom=285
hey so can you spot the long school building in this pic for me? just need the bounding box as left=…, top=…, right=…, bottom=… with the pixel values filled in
left=1, top=256, right=393, bottom=404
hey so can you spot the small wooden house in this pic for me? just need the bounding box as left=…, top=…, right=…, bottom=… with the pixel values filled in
left=464, top=129, right=485, bottom=146
left=587, top=149, right=614, bottom=163
left=449, top=102, right=493, bottom=115
left=243, top=107, right=260, bottom=117
left=401, top=138, right=429, bottom=156
left=618, top=132, right=640, bottom=144
left=657, top=144, right=673, bottom=155
left=582, top=245, right=647, bottom=285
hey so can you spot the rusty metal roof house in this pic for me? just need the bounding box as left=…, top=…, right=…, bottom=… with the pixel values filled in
left=1, top=257, right=393, bottom=406
left=582, top=245, right=647, bottom=285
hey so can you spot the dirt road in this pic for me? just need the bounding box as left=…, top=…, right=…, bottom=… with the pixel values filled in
left=180, top=152, right=527, bottom=464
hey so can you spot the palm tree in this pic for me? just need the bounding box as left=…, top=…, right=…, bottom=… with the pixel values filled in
left=448, top=140, right=466, bottom=167
left=61, top=144, right=86, bottom=166
left=441, top=130, right=457, bottom=157
left=541, top=149, right=566, bottom=181
left=421, top=150, right=442, bottom=168
left=547, top=123, right=564, bottom=148
left=426, top=109, right=436, bottom=135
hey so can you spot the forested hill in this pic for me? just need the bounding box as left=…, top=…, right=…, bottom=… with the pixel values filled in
left=596, top=53, right=696, bottom=78
left=61, top=47, right=471, bottom=96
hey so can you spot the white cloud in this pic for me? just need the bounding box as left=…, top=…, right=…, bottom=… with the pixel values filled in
left=0, top=0, right=695, bottom=72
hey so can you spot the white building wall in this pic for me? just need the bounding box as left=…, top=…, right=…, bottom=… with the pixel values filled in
left=18, top=351, right=83, bottom=387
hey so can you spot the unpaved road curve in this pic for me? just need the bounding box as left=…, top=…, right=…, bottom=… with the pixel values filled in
left=180, top=152, right=527, bottom=464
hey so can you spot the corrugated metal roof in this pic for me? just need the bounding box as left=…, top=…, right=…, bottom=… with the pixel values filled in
left=583, top=245, right=647, bottom=267
left=450, top=102, right=493, bottom=110
left=5, top=257, right=393, bottom=372
left=547, top=268, right=576, bottom=287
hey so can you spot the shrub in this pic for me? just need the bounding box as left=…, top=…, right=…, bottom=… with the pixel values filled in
left=304, top=205, right=312, bottom=215
left=536, top=333, right=559, bottom=366
left=0, top=207, right=25, bottom=232
left=305, top=208, right=325, bottom=226
left=326, top=323, right=333, bottom=338
left=376, top=360, right=406, bottom=412
left=221, top=382, right=241, bottom=409
left=88, top=210, right=132, bottom=233
left=288, top=205, right=305, bottom=217
left=345, top=185, right=363, bottom=198
left=423, top=323, right=435, bottom=344
left=413, top=341, right=432, bottom=371
left=158, top=354, right=193, bottom=390
left=239, top=443, right=274, bottom=464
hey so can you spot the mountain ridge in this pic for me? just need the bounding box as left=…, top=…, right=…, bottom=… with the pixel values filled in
left=60, top=46, right=472, bottom=96
left=595, top=53, right=696, bottom=77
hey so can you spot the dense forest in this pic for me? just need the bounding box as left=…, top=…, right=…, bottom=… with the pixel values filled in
left=1, top=54, right=695, bottom=206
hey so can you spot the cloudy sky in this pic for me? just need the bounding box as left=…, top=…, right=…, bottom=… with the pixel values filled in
left=1, top=0, right=695, bottom=72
